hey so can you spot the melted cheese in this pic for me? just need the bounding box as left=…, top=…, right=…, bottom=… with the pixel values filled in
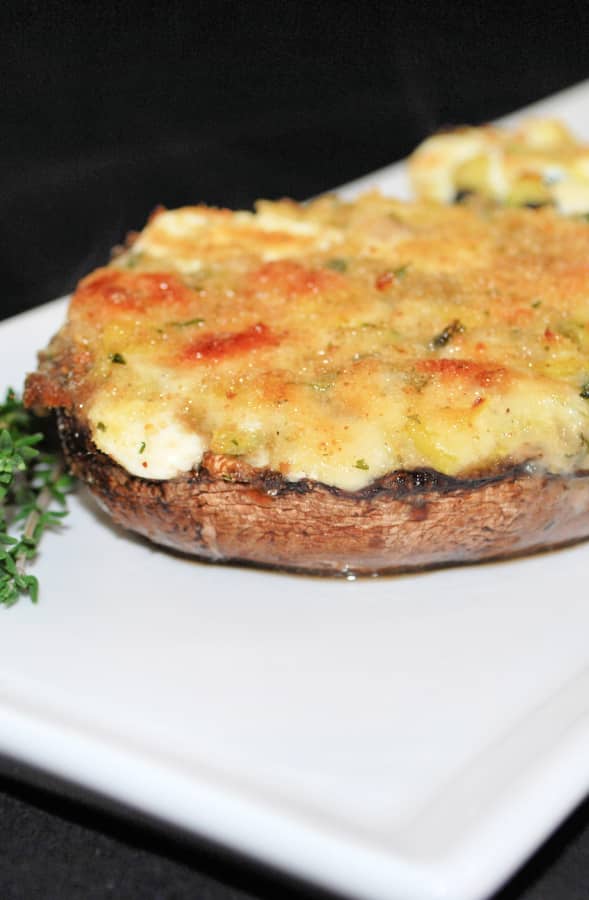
left=28, top=194, right=589, bottom=489
left=409, top=118, right=589, bottom=214
left=87, top=397, right=205, bottom=479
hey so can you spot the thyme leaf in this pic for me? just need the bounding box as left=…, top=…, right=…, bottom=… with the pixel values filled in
left=0, top=389, right=75, bottom=607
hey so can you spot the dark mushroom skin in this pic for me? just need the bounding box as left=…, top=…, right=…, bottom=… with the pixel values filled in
left=58, top=411, right=589, bottom=576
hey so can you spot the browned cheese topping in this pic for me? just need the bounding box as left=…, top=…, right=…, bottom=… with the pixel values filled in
left=25, top=193, right=589, bottom=490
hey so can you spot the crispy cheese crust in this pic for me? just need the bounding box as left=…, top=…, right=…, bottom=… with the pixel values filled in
left=26, top=193, right=589, bottom=490
left=409, top=118, right=589, bottom=213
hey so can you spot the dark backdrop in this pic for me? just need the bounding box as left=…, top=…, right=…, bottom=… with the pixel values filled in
left=3, top=3, right=589, bottom=899
left=3, top=0, right=589, bottom=315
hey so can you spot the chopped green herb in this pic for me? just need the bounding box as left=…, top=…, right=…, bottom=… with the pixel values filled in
left=325, top=258, right=348, bottom=272
left=310, top=381, right=335, bottom=392
left=0, top=389, right=75, bottom=607
left=354, top=458, right=369, bottom=470
left=393, top=264, right=409, bottom=280
left=139, top=441, right=146, bottom=454
left=96, top=421, right=106, bottom=432
left=109, top=352, right=126, bottom=365
left=168, top=318, right=206, bottom=328
left=580, top=382, right=589, bottom=399
left=431, top=319, right=465, bottom=349
left=231, top=438, right=239, bottom=447
left=531, top=300, right=542, bottom=309
left=124, top=253, right=143, bottom=269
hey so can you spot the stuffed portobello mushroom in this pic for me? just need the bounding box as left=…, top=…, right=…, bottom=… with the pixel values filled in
left=409, top=117, right=589, bottom=213
left=25, top=192, right=589, bottom=574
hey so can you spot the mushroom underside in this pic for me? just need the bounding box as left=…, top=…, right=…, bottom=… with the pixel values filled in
left=58, top=411, right=589, bottom=576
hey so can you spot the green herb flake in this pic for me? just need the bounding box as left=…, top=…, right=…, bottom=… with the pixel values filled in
left=531, top=300, right=542, bottom=309
left=354, top=458, right=369, bottom=470
left=124, top=253, right=143, bottom=269
left=430, top=319, right=465, bottom=349
left=168, top=318, right=206, bottom=328
left=139, top=441, right=146, bottom=454
left=393, top=264, right=409, bottom=280
left=325, top=258, right=348, bottom=273
left=96, top=421, right=106, bottom=432
left=580, top=382, right=589, bottom=399
left=109, top=352, right=126, bottom=365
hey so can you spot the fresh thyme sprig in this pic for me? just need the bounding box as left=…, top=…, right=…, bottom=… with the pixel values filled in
left=0, top=388, right=75, bottom=607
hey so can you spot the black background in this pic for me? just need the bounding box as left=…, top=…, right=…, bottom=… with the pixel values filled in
left=4, top=0, right=589, bottom=315
left=2, top=1, right=589, bottom=897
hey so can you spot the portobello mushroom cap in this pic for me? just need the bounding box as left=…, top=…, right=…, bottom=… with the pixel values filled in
left=58, top=410, right=589, bottom=576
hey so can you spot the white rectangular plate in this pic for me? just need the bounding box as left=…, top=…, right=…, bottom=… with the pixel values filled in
left=2, top=79, right=589, bottom=900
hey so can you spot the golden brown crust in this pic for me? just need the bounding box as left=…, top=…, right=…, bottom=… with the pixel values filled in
left=58, top=410, right=589, bottom=576
left=24, top=198, right=589, bottom=491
